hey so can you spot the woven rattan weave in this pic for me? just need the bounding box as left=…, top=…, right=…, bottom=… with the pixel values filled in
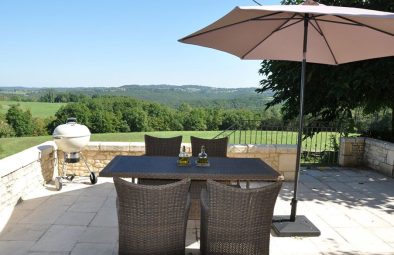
left=190, top=136, right=228, bottom=157
left=144, top=134, right=182, bottom=156
left=200, top=179, right=282, bottom=255
left=140, top=135, right=183, bottom=185
left=114, top=177, right=191, bottom=255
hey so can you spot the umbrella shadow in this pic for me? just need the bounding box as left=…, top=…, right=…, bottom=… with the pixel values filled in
left=277, top=167, right=394, bottom=214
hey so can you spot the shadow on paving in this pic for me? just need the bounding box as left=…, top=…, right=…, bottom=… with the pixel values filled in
left=278, top=167, right=394, bottom=214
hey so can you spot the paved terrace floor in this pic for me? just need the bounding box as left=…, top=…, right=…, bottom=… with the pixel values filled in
left=0, top=167, right=393, bottom=255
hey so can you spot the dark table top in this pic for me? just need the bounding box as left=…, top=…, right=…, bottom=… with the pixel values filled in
left=100, top=155, right=281, bottom=181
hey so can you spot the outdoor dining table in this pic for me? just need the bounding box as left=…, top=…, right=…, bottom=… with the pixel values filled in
left=100, top=155, right=282, bottom=219
left=99, top=155, right=282, bottom=181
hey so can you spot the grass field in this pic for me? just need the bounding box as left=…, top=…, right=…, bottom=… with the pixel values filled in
left=0, top=131, right=222, bottom=159
left=0, top=101, right=65, bottom=118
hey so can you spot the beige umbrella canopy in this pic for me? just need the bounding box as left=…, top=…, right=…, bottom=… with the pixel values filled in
left=180, top=2, right=394, bottom=65
left=179, top=0, right=394, bottom=237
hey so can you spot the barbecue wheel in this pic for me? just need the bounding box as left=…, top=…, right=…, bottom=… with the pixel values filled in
left=90, top=172, right=97, bottom=184
left=55, top=177, right=63, bottom=191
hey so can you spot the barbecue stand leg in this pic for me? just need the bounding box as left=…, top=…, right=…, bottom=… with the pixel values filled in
left=81, top=153, right=97, bottom=185
left=56, top=160, right=67, bottom=191
left=55, top=177, right=62, bottom=191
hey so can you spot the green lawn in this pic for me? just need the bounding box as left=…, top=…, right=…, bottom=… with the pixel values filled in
left=0, top=101, right=66, bottom=118
left=0, top=131, right=221, bottom=159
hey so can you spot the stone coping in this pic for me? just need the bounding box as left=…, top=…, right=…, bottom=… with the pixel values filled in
left=0, top=141, right=57, bottom=178
left=365, top=137, right=394, bottom=150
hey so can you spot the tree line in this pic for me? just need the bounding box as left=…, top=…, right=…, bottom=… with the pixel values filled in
left=0, top=96, right=283, bottom=138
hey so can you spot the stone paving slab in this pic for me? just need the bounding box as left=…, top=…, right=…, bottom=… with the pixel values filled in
left=0, top=168, right=393, bottom=255
left=30, top=225, right=87, bottom=252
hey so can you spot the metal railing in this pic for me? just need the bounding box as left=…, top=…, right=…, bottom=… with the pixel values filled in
left=214, top=120, right=344, bottom=165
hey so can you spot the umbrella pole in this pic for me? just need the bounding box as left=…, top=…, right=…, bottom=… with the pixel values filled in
left=272, top=14, right=320, bottom=237
left=290, top=15, right=308, bottom=222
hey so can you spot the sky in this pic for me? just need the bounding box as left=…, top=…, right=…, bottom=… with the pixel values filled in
left=0, top=0, right=281, bottom=88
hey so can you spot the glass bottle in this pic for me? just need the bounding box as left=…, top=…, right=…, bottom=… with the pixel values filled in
left=198, top=145, right=208, bottom=164
left=178, top=145, right=189, bottom=165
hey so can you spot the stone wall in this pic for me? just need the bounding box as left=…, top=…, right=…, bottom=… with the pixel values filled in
left=57, top=142, right=145, bottom=176
left=339, top=137, right=394, bottom=177
left=57, top=142, right=297, bottom=181
left=339, top=137, right=365, bottom=166
left=364, top=138, right=394, bottom=177
left=0, top=141, right=56, bottom=231
left=227, top=144, right=297, bottom=181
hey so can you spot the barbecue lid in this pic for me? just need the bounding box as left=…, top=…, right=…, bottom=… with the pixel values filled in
left=53, top=118, right=91, bottom=138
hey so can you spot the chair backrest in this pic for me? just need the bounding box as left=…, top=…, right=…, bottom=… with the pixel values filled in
left=190, top=136, right=228, bottom=157
left=144, top=134, right=182, bottom=156
left=114, top=177, right=191, bottom=255
left=205, top=179, right=282, bottom=255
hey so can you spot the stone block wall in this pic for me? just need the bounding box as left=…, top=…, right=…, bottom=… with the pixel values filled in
left=227, top=144, right=297, bottom=181
left=364, top=138, right=394, bottom=177
left=57, top=142, right=297, bottom=181
left=0, top=141, right=56, bottom=231
left=339, top=137, right=394, bottom=177
left=339, top=137, right=365, bottom=166
left=57, top=142, right=145, bottom=176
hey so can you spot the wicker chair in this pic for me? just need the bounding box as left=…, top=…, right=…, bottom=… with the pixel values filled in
left=139, top=135, right=183, bottom=185
left=114, top=177, right=191, bottom=255
left=190, top=136, right=228, bottom=157
left=200, top=179, right=282, bottom=255
left=144, top=134, right=182, bottom=156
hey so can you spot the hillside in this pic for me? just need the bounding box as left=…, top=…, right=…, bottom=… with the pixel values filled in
left=0, top=85, right=273, bottom=109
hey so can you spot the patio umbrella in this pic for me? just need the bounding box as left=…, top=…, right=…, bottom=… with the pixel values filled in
left=179, top=0, right=394, bottom=237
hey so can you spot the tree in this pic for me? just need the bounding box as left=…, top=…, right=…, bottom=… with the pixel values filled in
left=144, top=103, right=182, bottom=131
left=257, top=0, right=394, bottom=139
left=39, top=89, right=55, bottom=103
left=220, top=109, right=258, bottom=130
left=32, top=117, right=49, bottom=136
left=123, top=108, right=150, bottom=132
left=205, top=108, right=224, bottom=130
left=49, top=103, right=91, bottom=133
left=0, top=113, right=15, bottom=137
left=6, top=105, right=34, bottom=137
left=183, top=109, right=207, bottom=131
left=90, top=111, right=117, bottom=133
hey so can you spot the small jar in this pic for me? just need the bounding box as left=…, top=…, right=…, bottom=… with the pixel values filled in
left=197, top=145, right=208, bottom=164
left=178, top=145, right=189, bottom=165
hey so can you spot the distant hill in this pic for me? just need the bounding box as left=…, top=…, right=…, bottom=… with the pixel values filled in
left=0, top=85, right=273, bottom=109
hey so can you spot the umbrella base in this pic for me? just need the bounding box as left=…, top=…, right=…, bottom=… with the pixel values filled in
left=272, top=215, right=320, bottom=237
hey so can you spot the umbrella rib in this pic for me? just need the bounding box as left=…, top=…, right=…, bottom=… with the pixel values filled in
left=336, top=15, right=394, bottom=36
left=255, top=17, right=303, bottom=21
left=311, top=16, right=339, bottom=65
left=313, top=18, right=363, bottom=27
left=277, top=19, right=303, bottom=31
left=241, top=13, right=299, bottom=59
left=308, top=17, right=323, bottom=35
left=180, top=11, right=283, bottom=41
left=324, top=15, right=394, bottom=37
